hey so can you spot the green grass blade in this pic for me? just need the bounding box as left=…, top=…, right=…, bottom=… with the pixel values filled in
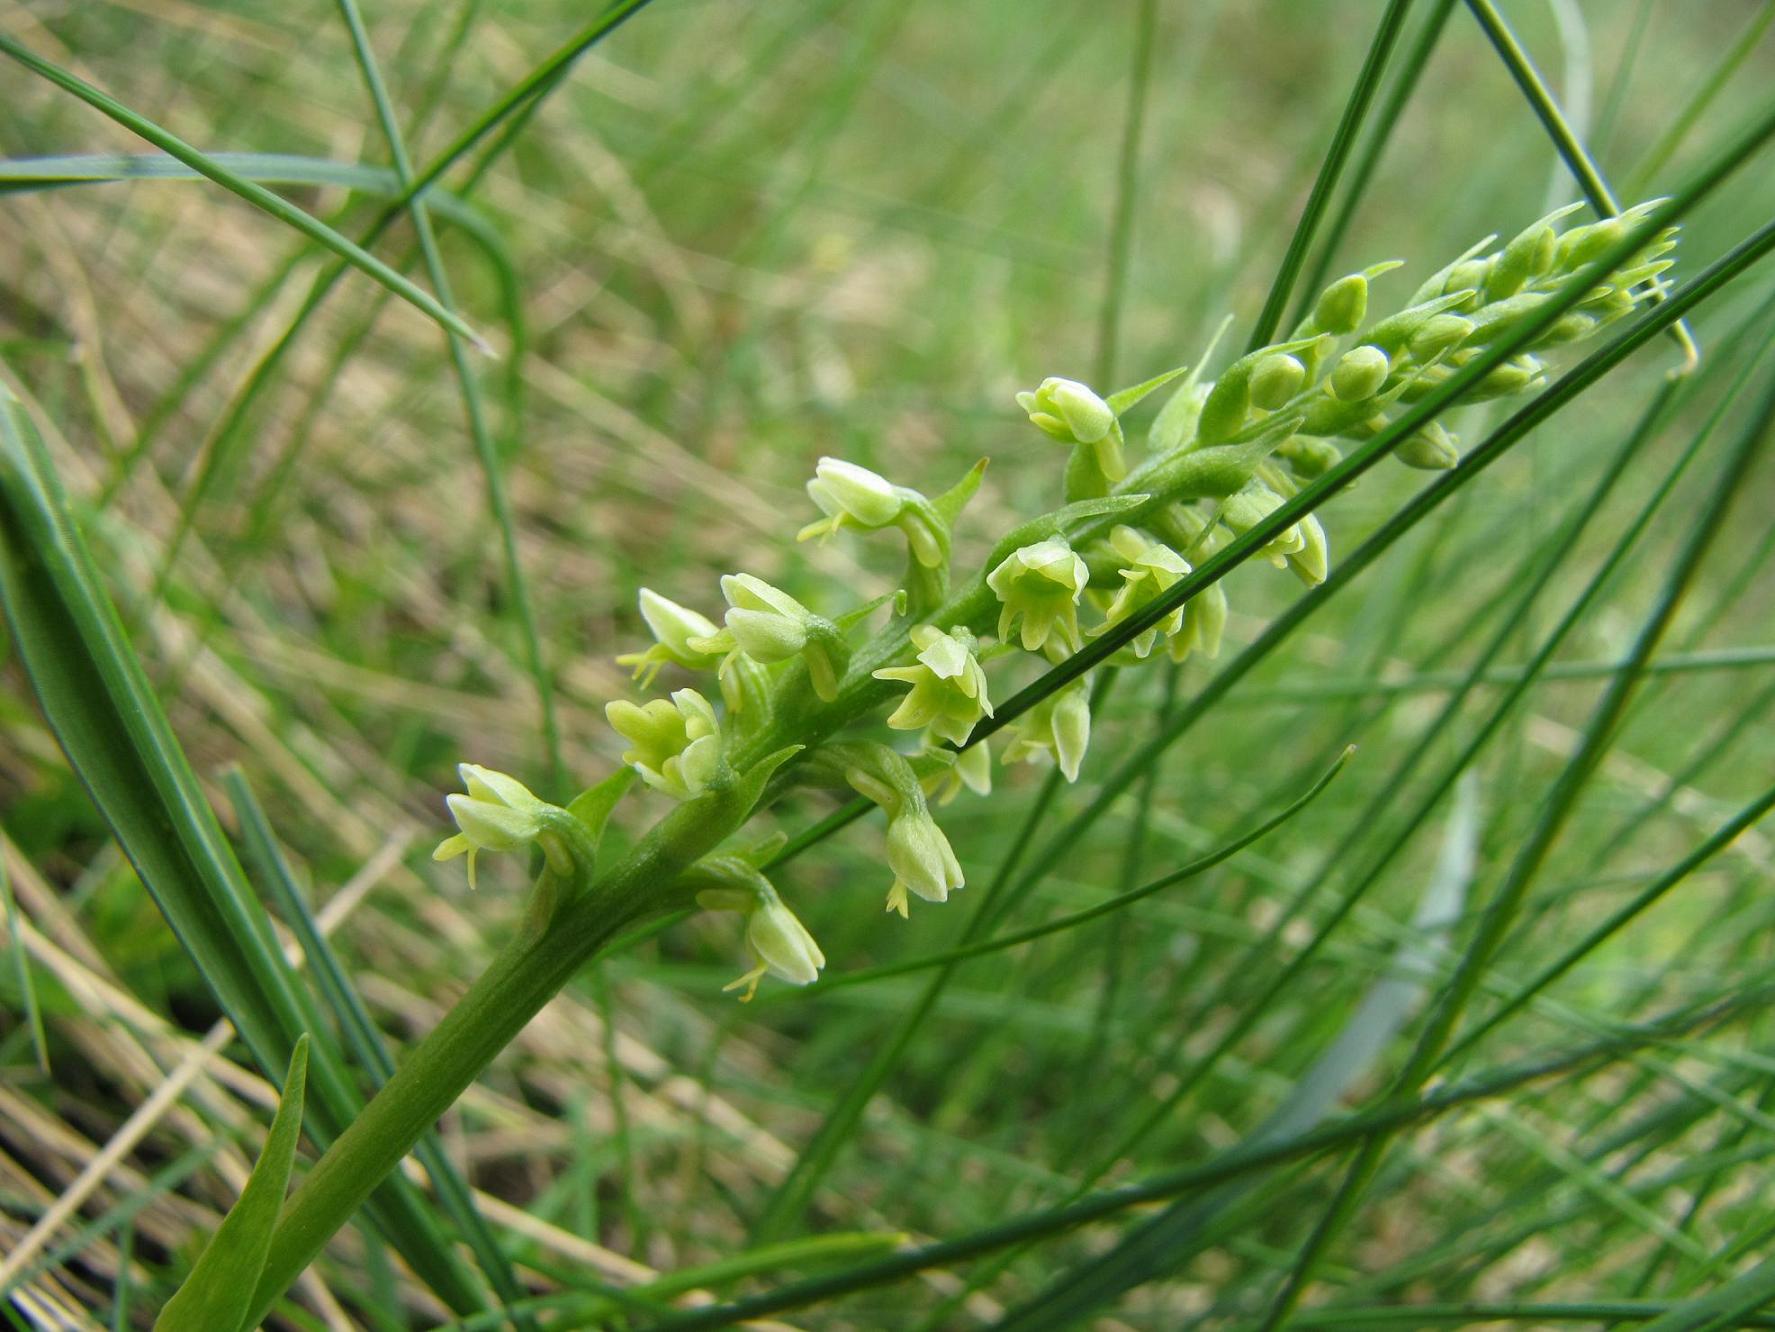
left=0, top=820, right=49, bottom=1071
left=224, top=768, right=530, bottom=1326
left=1245, top=0, right=1414, bottom=350
left=152, top=1037, right=309, bottom=1332
left=0, top=37, right=487, bottom=351
left=1463, top=0, right=1699, bottom=369
left=0, top=376, right=489, bottom=1314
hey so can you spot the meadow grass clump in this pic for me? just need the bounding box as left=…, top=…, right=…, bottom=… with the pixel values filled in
left=3, top=2, right=1775, bottom=1329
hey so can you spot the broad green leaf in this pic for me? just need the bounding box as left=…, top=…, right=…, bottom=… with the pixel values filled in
left=154, top=1037, right=309, bottom=1332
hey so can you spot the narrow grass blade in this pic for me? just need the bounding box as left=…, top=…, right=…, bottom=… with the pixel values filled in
left=0, top=37, right=488, bottom=350
left=152, top=1037, right=309, bottom=1332
left=224, top=769, right=528, bottom=1328
left=0, top=376, right=489, bottom=1313
left=0, top=822, right=49, bottom=1071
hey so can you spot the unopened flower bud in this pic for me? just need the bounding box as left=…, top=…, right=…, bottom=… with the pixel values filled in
left=1396, top=421, right=1459, bottom=470
left=1408, top=313, right=1474, bottom=360
left=1556, top=216, right=1625, bottom=270
left=1331, top=345, right=1389, bottom=401
left=1250, top=353, right=1307, bottom=410
left=1279, top=434, right=1343, bottom=481
left=1313, top=273, right=1368, bottom=334
left=1486, top=219, right=1557, bottom=299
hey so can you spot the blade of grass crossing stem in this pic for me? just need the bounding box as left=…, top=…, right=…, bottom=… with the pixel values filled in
left=1245, top=0, right=1414, bottom=350
left=0, top=37, right=486, bottom=350
left=0, top=380, right=490, bottom=1314
left=224, top=770, right=530, bottom=1326
left=1291, top=0, right=1457, bottom=322
left=1255, top=364, right=1775, bottom=1331
left=334, top=0, right=563, bottom=799
left=152, top=1037, right=309, bottom=1332
left=1464, top=0, right=1699, bottom=370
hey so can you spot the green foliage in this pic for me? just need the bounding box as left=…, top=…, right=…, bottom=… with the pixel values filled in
left=153, top=1036, right=309, bottom=1332
left=5, top=2, right=1775, bottom=1329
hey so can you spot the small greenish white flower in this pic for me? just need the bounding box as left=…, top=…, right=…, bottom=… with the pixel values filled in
left=987, top=537, right=1088, bottom=657
left=1016, top=377, right=1127, bottom=481
left=433, top=764, right=549, bottom=889
left=924, top=740, right=993, bottom=806
left=697, top=880, right=825, bottom=1001
left=1170, top=579, right=1228, bottom=662
left=605, top=688, right=723, bottom=800
left=873, top=625, right=992, bottom=746
left=884, top=803, right=965, bottom=918
left=1002, top=679, right=1092, bottom=782
left=1090, top=525, right=1190, bottom=659
left=691, top=573, right=846, bottom=702
left=798, top=458, right=904, bottom=542
left=615, top=589, right=721, bottom=687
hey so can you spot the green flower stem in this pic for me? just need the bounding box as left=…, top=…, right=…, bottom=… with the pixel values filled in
left=250, top=794, right=742, bottom=1322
